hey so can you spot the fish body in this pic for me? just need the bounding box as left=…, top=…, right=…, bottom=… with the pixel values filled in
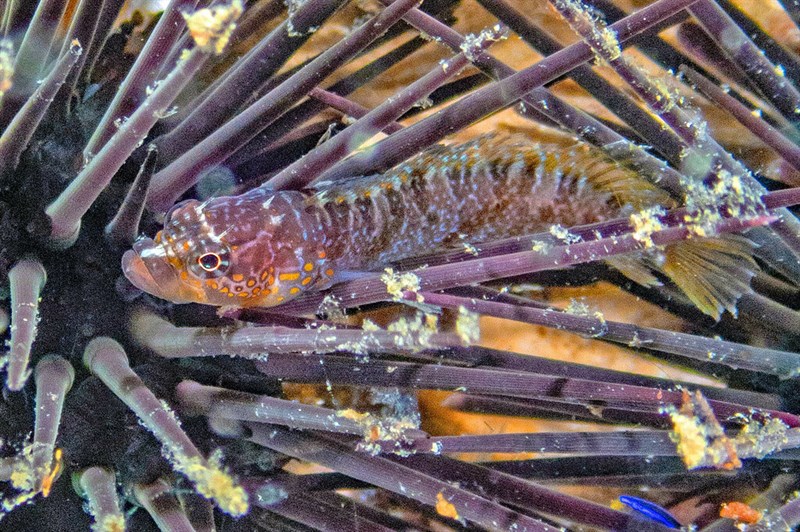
left=312, top=135, right=645, bottom=270
left=123, top=134, right=755, bottom=316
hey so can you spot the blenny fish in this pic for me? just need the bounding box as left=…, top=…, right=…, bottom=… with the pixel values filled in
left=123, top=134, right=756, bottom=318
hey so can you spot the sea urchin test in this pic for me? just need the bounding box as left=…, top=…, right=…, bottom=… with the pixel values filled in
left=123, top=134, right=755, bottom=318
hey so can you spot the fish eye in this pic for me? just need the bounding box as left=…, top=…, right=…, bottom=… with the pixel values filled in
left=189, top=247, right=231, bottom=278
left=198, top=253, right=222, bottom=272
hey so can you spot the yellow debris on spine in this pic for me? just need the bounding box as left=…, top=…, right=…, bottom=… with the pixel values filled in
left=455, top=306, right=480, bottom=345
left=629, top=206, right=666, bottom=249
left=665, top=390, right=741, bottom=470
left=381, top=268, right=421, bottom=301
left=40, top=448, right=63, bottom=497
left=170, top=450, right=249, bottom=516
left=435, top=492, right=460, bottom=520
left=183, top=0, right=244, bottom=55
left=95, top=514, right=126, bottom=532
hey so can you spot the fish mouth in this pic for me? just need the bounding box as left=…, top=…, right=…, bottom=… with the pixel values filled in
left=122, top=239, right=198, bottom=304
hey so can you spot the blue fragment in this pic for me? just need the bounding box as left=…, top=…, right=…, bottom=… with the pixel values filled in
left=619, top=495, right=681, bottom=529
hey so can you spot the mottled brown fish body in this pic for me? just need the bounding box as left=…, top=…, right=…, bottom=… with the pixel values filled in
left=124, top=134, right=755, bottom=317
left=313, top=135, right=658, bottom=270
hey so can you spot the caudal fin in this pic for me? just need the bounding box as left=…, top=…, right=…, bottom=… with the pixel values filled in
left=661, top=234, right=758, bottom=320
left=556, top=141, right=758, bottom=320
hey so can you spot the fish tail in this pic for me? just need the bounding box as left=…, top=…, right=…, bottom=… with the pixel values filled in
left=609, top=234, right=757, bottom=319
left=660, top=234, right=758, bottom=320
left=570, top=143, right=758, bottom=319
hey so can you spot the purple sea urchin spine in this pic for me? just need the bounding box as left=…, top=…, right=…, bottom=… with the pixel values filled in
left=380, top=428, right=800, bottom=461
left=477, top=0, right=688, bottom=173
left=131, top=312, right=467, bottom=358
left=308, top=87, right=404, bottom=134
left=681, top=65, right=800, bottom=172
left=83, top=337, right=249, bottom=516
left=82, top=337, right=204, bottom=458
left=55, top=0, right=103, bottom=96
left=146, top=0, right=423, bottom=211
left=443, top=393, right=671, bottom=426
left=0, top=41, right=81, bottom=176
left=46, top=45, right=212, bottom=244
left=224, top=35, right=429, bottom=178
left=256, top=353, right=800, bottom=427
left=263, top=493, right=398, bottom=531
left=413, top=290, right=800, bottom=376
left=689, top=0, right=800, bottom=124
left=6, top=258, right=47, bottom=391
left=550, top=0, right=800, bottom=262
left=177, top=379, right=426, bottom=437
left=80, top=0, right=127, bottom=89
left=316, top=0, right=699, bottom=182
left=155, top=0, right=348, bottom=165
left=104, top=145, right=159, bottom=247
left=389, top=430, right=682, bottom=455
left=551, top=0, right=757, bottom=198
left=241, top=472, right=370, bottom=501
left=31, top=355, right=73, bottom=494
left=268, top=24, right=506, bottom=190
left=246, top=423, right=564, bottom=531
left=133, top=478, right=197, bottom=532
left=769, top=495, right=800, bottom=530
left=83, top=0, right=200, bottom=159
left=388, top=453, right=656, bottom=530
left=372, top=0, right=689, bottom=197
left=10, top=0, right=67, bottom=100
left=75, top=467, right=125, bottom=532
left=437, top=331, right=778, bottom=408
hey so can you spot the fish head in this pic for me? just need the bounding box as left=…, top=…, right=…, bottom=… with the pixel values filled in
left=123, top=191, right=329, bottom=307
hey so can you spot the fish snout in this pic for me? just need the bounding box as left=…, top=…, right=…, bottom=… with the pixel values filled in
left=122, top=240, right=195, bottom=304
